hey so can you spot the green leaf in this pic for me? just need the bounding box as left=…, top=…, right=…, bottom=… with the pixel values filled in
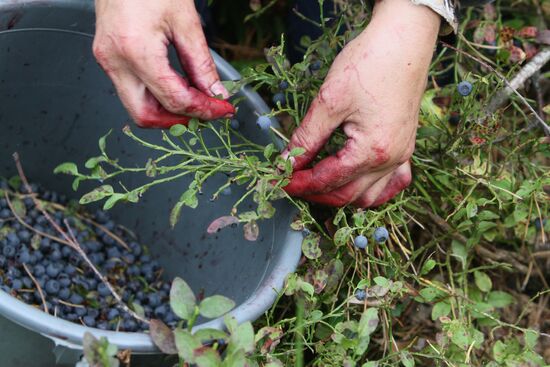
left=11, top=198, right=26, bottom=218
left=358, top=308, right=379, bottom=338
left=84, top=156, right=107, bottom=169
left=401, top=351, right=415, bottom=367
left=180, top=188, right=199, bottom=209
left=431, top=301, right=451, bottom=320
left=333, top=227, right=352, bottom=247
left=170, top=201, right=185, bottom=229
left=132, top=302, right=145, bottom=318
left=174, top=329, right=201, bottom=363
left=289, top=147, right=306, bottom=157
left=228, top=321, right=255, bottom=354
left=169, top=124, right=187, bottom=136
left=53, top=162, right=79, bottom=176
left=524, top=330, right=538, bottom=349
left=72, top=177, right=81, bottom=191
left=98, top=129, right=112, bottom=154
left=466, top=202, right=478, bottom=218
left=103, top=193, right=126, bottom=210
left=80, top=185, right=114, bottom=205
left=487, top=291, right=514, bottom=308
left=194, top=347, right=221, bottom=367
left=301, top=232, right=322, bottom=259
left=373, top=276, right=390, bottom=288
left=263, top=143, right=276, bottom=160
left=478, top=221, right=497, bottom=233
left=418, top=287, right=443, bottom=302
left=420, top=259, right=436, bottom=275
left=170, top=277, right=196, bottom=320
left=149, top=319, right=178, bottom=354
left=451, top=240, right=467, bottom=267
left=474, top=271, right=492, bottom=292
left=222, top=349, right=247, bottom=367
left=257, top=201, right=275, bottom=219
left=199, top=295, right=236, bottom=319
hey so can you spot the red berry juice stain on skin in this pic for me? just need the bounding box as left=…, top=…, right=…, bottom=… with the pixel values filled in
left=371, top=146, right=390, bottom=166
left=371, top=172, right=411, bottom=207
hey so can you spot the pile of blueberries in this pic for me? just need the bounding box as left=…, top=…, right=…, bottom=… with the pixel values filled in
left=0, top=179, right=178, bottom=332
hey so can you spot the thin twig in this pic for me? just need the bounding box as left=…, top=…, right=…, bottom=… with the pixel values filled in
left=441, top=41, right=550, bottom=136
left=3, top=191, right=73, bottom=247
left=22, top=263, right=48, bottom=313
left=12, top=152, right=149, bottom=325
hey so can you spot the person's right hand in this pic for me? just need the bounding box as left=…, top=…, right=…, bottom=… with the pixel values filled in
left=93, top=0, right=235, bottom=128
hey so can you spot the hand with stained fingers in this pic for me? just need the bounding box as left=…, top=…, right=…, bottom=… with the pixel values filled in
left=282, top=0, right=441, bottom=207
left=93, top=0, right=234, bottom=128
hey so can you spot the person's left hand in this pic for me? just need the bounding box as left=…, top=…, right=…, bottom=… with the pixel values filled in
left=282, top=0, right=440, bottom=207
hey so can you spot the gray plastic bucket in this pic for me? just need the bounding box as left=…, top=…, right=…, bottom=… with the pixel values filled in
left=0, top=0, right=301, bottom=357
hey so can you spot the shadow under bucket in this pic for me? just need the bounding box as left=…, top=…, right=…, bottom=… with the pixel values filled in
left=0, top=0, right=301, bottom=356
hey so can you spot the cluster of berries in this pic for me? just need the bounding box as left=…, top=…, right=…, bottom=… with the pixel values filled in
left=353, top=226, right=390, bottom=250
left=0, top=180, right=179, bottom=332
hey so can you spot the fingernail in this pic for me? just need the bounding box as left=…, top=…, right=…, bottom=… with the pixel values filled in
left=210, top=81, right=230, bottom=99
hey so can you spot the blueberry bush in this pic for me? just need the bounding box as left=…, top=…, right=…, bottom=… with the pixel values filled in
left=54, top=1, right=550, bottom=366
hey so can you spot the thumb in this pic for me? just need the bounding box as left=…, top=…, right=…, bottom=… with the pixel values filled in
left=172, top=8, right=229, bottom=99
left=282, top=92, right=342, bottom=170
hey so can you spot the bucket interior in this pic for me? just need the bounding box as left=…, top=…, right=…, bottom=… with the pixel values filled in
left=0, top=2, right=295, bottom=326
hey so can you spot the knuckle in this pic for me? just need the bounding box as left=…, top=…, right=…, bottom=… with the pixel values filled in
left=92, top=40, right=110, bottom=65
left=317, top=80, right=348, bottom=115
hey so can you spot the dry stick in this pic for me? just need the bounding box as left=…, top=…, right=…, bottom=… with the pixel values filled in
left=12, top=152, right=149, bottom=324
left=441, top=42, right=550, bottom=136
left=47, top=202, right=131, bottom=251
left=3, top=192, right=73, bottom=247
left=22, top=263, right=48, bottom=313
left=63, top=220, right=148, bottom=324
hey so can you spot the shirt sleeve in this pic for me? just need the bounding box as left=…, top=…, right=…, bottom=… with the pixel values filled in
left=410, top=0, right=494, bottom=35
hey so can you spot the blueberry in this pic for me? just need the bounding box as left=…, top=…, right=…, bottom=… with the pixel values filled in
left=6, top=233, right=19, bottom=246
left=129, top=242, right=142, bottom=257
left=61, top=246, right=72, bottom=258
left=3, top=245, right=16, bottom=258
left=16, top=251, right=31, bottom=264
left=221, top=186, right=232, bottom=196
left=75, top=307, right=87, bottom=317
left=354, top=235, right=368, bottom=249
left=123, top=319, right=137, bottom=332
left=65, top=265, right=76, bottom=275
left=373, top=227, right=389, bottom=243
left=58, top=274, right=71, bottom=287
left=33, top=264, right=46, bottom=277
left=0, top=209, right=11, bottom=219
left=122, top=253, right=135, bottom=264
left=83, top=315, right=96, bottom=327
left=11, top=278, right=23, bottom=290
left=107, top=308, right=120, bottom=321
left=66, top=313, right=78, bottom=321
left=39, top=238, right=51, bottom=250
left=278, top=80, right=289, bottom=90
left=18, top=230, right=31, bottom=242
left=0, top=255, right=6, bottom=267
left=457, top=81, right=473, bottom=96
left=272, top=92, right=286, bottom=106
left=256, top=115, right=271, bottom=131
left=50, top=250, right=62, bottom=261
left=97, top=283, right=111, bottom=297
left=0, top=198, right=7, bottom=208
left=230, top=119, right=240, bottom=130
left=85, top=241, right=102, bottom=253
left=140, top=254, right=151, bottom=263
left=355, top=289, right=366, bottom=301
left=89, top=253, right=105, bottom=265
left=97, top=322, right=109, bottom=330
left=87, top=308, right=100, bottom=319
left=95, top=210, right=110, bottom=224
left=104, top=221, right=115, bottom=231
left=58, top=287, right=71, bottom=300
left=46, top=263, right=62, bottom=278
left=534, top=218, right=547, bottom=230
left=45, top=280, right=60, bottom=295
left=32, top=250, right=43, bottom=261
left=88, top=278, right=98, bottom=290
left=107, top=247, right=121, bottom=259
left=22, top=276, right=33, bottom=288
left=154, top=304, right=168, bottom=319
left=310, top=60, right=322, bottom=71
left=7, top=268, right=21, bottom=278
left=148, top=293, right=161, bottom=307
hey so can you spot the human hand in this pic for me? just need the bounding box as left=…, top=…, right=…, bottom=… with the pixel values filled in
left=283, top=0, right=441, bottom=207
left=93, top=0, right=234, bottom=128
